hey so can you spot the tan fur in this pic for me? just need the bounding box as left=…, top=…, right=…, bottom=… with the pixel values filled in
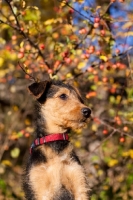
left=29, top=144, right=89, bottom=200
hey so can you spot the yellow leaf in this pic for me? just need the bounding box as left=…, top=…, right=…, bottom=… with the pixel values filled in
left=26, top=127, right=34, bottom=133
left=108, top=159, right=118, bottom=167
left=129, top=149, right=133, bottom=159
left=66, top=73, right=72, bottom=78
left=75, top=141, right=81, bottom=148
left=100, top=55, right=108, bottom=62
left=103, top=185, right=109, bottom=190
left=44, top=18, right=62, bottom=25
left=91, top=124, right=98, bottom=131
left=2, top=160, right=12, bottom=166
left=20, top=41, right=24, bottom=48
left=127, top=31, right=133, bottom=36
left=122, top=22, right=133, bottom=29
left=122, top=151, right=130, bottom=157
left=75, top=129, right=82, bottom=134
left=0, top=57, right=4, bottom=67
left=78, top=62, right=85, bottom=69
left=117, top=31, right=133, bottom=37
left=0, top=37, right=6, bottom=45
left=60, top=1, right=66, bottom=7
left=13, top=105, right=19, bottom=111
left=25, top=119, right=31, bottom=125
left=98, top=169, right=103, bottom=176
left=76, top=50, right=82, bottom=55
left=0, top=69, right=7, bottom=78
left=122, top=149, right=133, bottom=159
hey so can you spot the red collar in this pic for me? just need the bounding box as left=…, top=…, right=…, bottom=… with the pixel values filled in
left=30, top=133, right=69, bottom=154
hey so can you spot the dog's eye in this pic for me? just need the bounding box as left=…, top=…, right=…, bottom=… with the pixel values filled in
left=59, top=94, right=67, bottom=100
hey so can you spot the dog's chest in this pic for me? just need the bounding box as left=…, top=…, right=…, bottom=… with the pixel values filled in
left=29, top=155, right=73, bottom=200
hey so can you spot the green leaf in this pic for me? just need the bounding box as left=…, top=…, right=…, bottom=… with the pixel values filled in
left=24, top=9, right=40, bottom=21
left=10, top=148, right=20, bottom=158
left=0, top=179, right=6, bottom=191
left=90, top=85, right=97, bottom=91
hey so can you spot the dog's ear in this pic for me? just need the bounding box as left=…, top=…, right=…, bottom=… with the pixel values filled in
left=28, top=81, right=50, bottom=99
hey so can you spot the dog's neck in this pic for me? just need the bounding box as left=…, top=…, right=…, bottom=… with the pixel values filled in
left=36, top=118, right=68, bottom=137
left=44, top=123, right=67, bottom=135
left=35, top=105, right=68, bottom=137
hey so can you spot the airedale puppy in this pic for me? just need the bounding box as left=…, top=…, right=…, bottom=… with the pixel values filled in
left=23, top=80, right=91, bottom=200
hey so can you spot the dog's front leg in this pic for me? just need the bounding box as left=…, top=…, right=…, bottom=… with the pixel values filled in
left=63, top=163, right=90, bottom=200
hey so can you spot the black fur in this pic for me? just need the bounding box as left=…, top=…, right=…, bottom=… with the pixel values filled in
left=23, top=161, right=36, bottom=200
left=70, top=150, right=81, bottom=165
left=30, top=148, right=47, bottom=164
left=54, top=186, right=74, bottom=200
left=45, top=140, right=70, bottom=153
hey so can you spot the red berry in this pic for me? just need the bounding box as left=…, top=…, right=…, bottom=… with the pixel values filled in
left=116, top=62, right=121, bottom=68
left=62, top=51, right=69, bottom=58
left=100, top=30, right=105, bottom=36
left=123, top=126, right=128, bottom=132
left=102, top=77, right=108, bottom=83
left=87, top=67, right=94, bottom=72
left=20, top=27, right=24, bottom=31
left=89, top=45, right=95, bottom=50
left=21, top=11, right=26, bottom=16
left=81, top=54, right=86, bottom=59
left=79, top=28, right=87, bottom=34
left=94, top=23, right=99, bottom=28
left=85, top=53, right=90, bottom=59
left=88, top=46, right=95, bottom=54
left=112, top=64, right=117, bottom=69
left=12, top=35, right=17, bottom=41
left=25, top=133, right=30, bottom=138
left=100, top=64, right=104, bottom=70
left=64, top=57, right=72, bottom=64
left=48, top=69, right=53, bottom=74
left=69, top=8, right=74, bottom=14
left=103, top=129, right=108, bottom=135
left=39, top=44, right=45, bottom=50
left=96, top=50, right=101, bottom=55
left=119, top=137, right=125, bottom=143
left=20, top=47, right=25, bottom=53
left=25, top=44, right=31, bottom=51
left=18, top=52, right=24, bottom=59
left=94, top=17, right=100, bottom=23
left=110, top=87, right=116, bottom=94
left=115, top=49, right=120, bottom=54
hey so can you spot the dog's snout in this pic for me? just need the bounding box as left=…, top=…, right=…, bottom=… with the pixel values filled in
left=81, top=107, right=91, bottom=118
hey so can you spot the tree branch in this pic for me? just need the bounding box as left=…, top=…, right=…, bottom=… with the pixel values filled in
left=3, top=0, right=51, bottom=69
left=18, top=62, right=37, bottom=82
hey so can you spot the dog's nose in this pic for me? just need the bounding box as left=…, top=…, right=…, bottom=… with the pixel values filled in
left=81, top=107, right=91, bottom=118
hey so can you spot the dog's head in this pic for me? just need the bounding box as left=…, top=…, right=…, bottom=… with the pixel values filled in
left=28, top=80, right=91, bottom=132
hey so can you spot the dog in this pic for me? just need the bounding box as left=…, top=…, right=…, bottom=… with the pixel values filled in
left=23, top=79, right=91, bottom=200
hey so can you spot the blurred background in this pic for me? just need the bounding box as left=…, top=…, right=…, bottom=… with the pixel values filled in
left=0, top=0, right=133, bottom=199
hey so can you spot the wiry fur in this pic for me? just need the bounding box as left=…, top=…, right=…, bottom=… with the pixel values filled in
left=23, top=80, right=91, bottom=200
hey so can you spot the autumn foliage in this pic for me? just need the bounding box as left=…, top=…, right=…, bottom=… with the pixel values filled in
left=0, top=0, right=133, bottom=199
